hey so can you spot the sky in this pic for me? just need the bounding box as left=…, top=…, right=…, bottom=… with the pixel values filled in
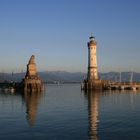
left=0, top=0, right=140, bottom=73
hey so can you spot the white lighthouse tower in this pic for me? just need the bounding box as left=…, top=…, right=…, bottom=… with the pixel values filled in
left=82, top=35, right=102, bottom=90
left=87, top=35, right=98, bottom=81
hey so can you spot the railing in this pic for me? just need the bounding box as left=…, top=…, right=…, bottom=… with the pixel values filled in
left=108, top=82, right=140, bottom=86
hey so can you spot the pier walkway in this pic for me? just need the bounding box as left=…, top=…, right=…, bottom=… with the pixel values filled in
left=105, top=82, right=140, bottom=90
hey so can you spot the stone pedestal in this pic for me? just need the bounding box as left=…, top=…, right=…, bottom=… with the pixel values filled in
left=83, top=80, right=103, bottom=91
left=22, top=55, right=43, bottom=92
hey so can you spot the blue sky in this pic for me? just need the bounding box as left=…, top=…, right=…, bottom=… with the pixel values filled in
left=0, top=0, right=140, bottom=73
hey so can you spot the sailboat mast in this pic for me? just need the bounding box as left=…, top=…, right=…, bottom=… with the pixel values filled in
left=130, top=72, right=133, bottom=83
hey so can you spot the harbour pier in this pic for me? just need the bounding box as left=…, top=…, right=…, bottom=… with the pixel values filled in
left=0, top=55, right=44, bottom=93
left=104, top=82, right=140, bottom=90
left=82, top=35, right=140, bottom=91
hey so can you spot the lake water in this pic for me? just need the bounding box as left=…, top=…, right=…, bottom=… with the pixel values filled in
left=0, top=84, right=140, bottom=140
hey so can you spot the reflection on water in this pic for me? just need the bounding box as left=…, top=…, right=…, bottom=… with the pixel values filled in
left=85, top=91, right=100, bottom=140
left=84, top=90, right=140, bottom=140
left=0, top=90, right=44, bottom=127
left=22, top=91, right=43, bottom=127
left=1, top=84, right=140, bottom=140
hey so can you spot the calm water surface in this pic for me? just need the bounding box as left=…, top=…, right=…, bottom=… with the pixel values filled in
left=0, top=84, right=140, bottom=140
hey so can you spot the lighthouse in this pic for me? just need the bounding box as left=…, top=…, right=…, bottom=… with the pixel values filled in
left=87, top=35, right=98, bottom=81
left=82, top=35, right=103, bottom=91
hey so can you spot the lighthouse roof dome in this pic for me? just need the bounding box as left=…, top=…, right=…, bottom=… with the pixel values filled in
left=88, top=35, right=97, bottom=46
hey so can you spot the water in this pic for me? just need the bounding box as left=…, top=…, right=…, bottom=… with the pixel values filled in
left=0, top=84, right=140, bottom=140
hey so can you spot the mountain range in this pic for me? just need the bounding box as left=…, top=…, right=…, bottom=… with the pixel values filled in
left=0, top=71, right=140, bottom=83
